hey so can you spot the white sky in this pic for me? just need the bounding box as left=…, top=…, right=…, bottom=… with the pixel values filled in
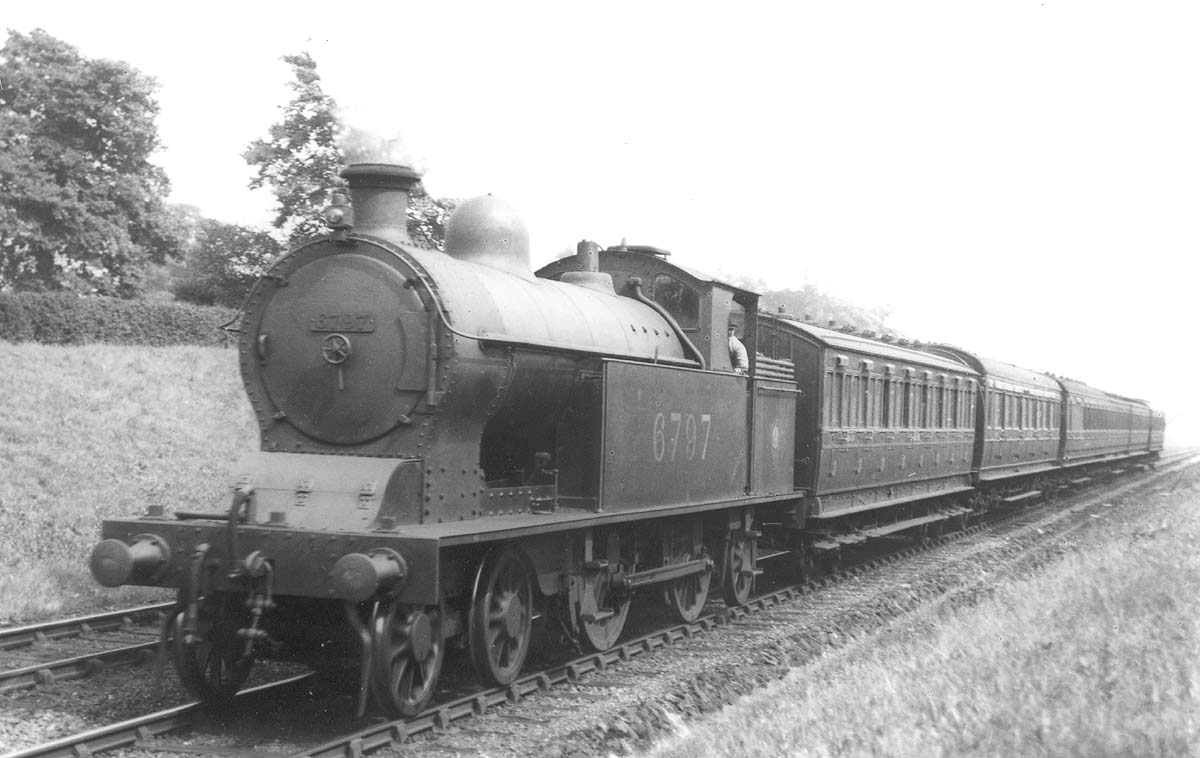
left=8, top=1, right=1200, bottom=443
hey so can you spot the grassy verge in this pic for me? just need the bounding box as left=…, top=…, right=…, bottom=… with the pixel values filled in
left=645, top=483, right=1200, bottom=758
left=0, top=342, right=256, bottom=623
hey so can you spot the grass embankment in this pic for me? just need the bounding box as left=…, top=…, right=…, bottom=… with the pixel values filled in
left=647, top=480, right=1200, bottom=758
left=0, top=342, right=256, bottom=623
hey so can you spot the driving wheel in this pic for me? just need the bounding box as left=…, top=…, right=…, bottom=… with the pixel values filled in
left=665, top=524, right=710, bottom=623
left=721, top=531, right=756, bottom=606
left=577, top=566, right=631, bottom=652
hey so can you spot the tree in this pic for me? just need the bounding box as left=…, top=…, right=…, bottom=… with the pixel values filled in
left=0, top=29, right=184, bottom=296
left=243, top=52, right=344, bottom=245
left=720, top=271, right=898, bottom=337
left=406, top=185, right=458, bottom=250
left=172, top=219, right=282, bottom=307
left=246, top=52, right=457, bottom=249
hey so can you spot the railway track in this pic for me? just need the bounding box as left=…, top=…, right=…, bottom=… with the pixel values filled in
left=0, top=674, right=314, bottom=758
left=291, top=452, right=1200, bottom=757
left=0, top=603, right=172, bottom=696
left=5, top=451, right=1195, bottom=758
left=0, top=603, right=172, bottom=651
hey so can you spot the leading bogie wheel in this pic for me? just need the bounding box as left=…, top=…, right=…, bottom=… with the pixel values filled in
left=173, top=592, right=255, bottom=708
left=468, top=546, right=534, bottom=687
left=371, top=602, right=444, bottom=717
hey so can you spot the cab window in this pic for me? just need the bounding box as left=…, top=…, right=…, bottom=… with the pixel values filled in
left=652, top=274, right=699, bottom=330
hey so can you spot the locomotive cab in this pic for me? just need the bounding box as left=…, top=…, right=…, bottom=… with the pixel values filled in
left=538, top=244, right=761, bottom=375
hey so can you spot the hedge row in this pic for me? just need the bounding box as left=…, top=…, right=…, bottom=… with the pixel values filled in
left=0, top=292, right=239, bottom=347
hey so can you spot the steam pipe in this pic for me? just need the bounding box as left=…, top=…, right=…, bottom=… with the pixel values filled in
left=627, top=277, right=706, bottom=370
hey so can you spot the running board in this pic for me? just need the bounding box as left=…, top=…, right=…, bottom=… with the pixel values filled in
left=862, top=513, right=949, bottom=539
left=811, top=511, right=963, bottom=551
left=1001, top=490, right=1042, bottom=504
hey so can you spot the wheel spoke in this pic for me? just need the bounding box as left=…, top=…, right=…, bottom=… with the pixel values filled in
left=394, top=656, right=414, bottom=694
left=384, top=638, right=412, bottom=669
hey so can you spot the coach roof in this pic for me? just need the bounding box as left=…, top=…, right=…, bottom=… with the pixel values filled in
left=926, top=345, right=1060, bottom=396
left=779, top=320, right=978, bottom=376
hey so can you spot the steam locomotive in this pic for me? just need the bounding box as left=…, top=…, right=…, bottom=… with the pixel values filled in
left=88, top=163, right=1165, bottom=716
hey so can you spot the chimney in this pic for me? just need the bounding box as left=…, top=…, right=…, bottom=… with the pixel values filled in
left=340, top=163, right=421, bottom=243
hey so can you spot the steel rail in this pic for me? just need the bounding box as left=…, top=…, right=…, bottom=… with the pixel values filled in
left=0, top=602, right=174, bottom=651
left=290, top=455, right=1199, bottom=758
left=6, top=453, right=1191, bottom=758
left=0, top=673, right=315, bottom=758
left=0, top=640, right=159, bottom=694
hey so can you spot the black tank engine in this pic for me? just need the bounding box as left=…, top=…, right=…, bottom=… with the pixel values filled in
left=89, top=162, right=1164, bottom=716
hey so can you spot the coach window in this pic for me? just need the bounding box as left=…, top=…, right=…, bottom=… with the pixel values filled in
left=910, top=379, right=919, bottom=427
left=881, top=378, right=892, bottom=428
left=823, top=371, right=833, bottom=426
left=860, top=375, right=871, bottom=426
left=651, top=275, right=699, bottom=331
left=873, top=376, right=883, bottom=426
left=848, top=375, right=859, bottom=428
left=832, top=371, right=844, bottom=428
